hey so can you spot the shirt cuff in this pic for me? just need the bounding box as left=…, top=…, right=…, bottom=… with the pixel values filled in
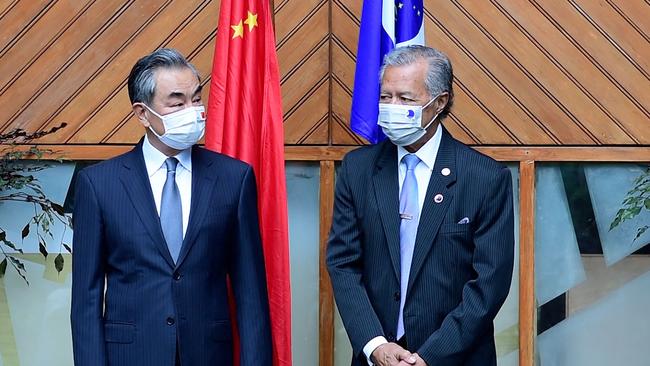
left=363, top=336, right=388, bottom=366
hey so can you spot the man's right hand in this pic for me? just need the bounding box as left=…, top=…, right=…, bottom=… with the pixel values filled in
left=370, top=343, right=417, bottom=366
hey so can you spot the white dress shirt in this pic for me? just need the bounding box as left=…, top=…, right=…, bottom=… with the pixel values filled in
left=142, top=135, right=192, bottom=237
left=363, top=123, right=443, bottom=365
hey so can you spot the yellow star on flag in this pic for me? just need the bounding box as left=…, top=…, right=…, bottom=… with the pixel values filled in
left=231, top=20, right=244, bottom=39
left=244, top=11, right=258, bottom=32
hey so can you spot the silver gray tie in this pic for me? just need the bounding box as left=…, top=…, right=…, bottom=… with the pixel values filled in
left=397, top=153, right=420, bottom=339
left=160, top=157, right=182, bottom=263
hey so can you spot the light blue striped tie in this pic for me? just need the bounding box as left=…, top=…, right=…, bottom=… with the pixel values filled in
left=160, top=157, right=182, bottom=263
left=397, top=153, right=420, bottom=339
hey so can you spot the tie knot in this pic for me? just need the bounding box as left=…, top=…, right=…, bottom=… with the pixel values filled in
left=403, top=154, right=420, bottom=170
left=165, top=157, right=178, bottom=173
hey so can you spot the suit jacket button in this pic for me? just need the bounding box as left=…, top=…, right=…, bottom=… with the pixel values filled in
left=166, top=317, right=175, bottom=325
left=393, top=291, right=400, bottom=301
left=387, top=333, right=395, bottom=342
left=173, top=272, right=181, bottom=281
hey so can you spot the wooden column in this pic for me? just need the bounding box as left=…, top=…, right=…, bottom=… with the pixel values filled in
left=519, top=160, right=536, bottom=366
left=319, top=160, right=335, bottom=366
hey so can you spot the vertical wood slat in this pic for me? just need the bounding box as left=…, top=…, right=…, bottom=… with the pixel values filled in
left=519, top=160, right=536, bottom=366
left=319, top=160, right=335, bottom=366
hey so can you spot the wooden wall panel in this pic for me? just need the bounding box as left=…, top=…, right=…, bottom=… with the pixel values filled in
left=93, top=1, right=219, bottom=144
left=610, top=1, right=650, bottom=36
left=0, top=0, right=648, bottom=146
left=489, top=1, right=648, bottom=143
left=493, top=1, right=648, bottom=143
left=0, top=0, right=218, bottom=145
left=330, top=0, right=364, bottom=145
left=0, top=1, right=92, bottom=94
left=0, top=1, right=54, bottom=53
left=38, top=0, right=216, bottom=144
left=330, top=0, right=650, bottom=146
left=0, top=0, right=127, bottom=132
left=275, top=0, right=329, bottom=144
left=455, top=1, right=636, bottom=144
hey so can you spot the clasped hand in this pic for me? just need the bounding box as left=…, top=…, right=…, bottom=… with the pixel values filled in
left=371, top=342, right=427, bottom=366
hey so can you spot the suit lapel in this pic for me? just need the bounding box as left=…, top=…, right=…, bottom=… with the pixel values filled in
left=407, top=129, right=457, bottom=293
left=175, top=147, right=216, bottom=268
left=119, top=143, right=175, bottom=268
left=372, top=141, right=402, bottom=281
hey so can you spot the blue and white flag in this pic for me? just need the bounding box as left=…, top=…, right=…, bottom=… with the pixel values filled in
left=350, top=0, right=425, bottom=144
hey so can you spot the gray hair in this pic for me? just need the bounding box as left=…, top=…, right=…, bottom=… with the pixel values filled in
left=379, top=45, right=454, bottom=119
left=127, top=48, right=200, bottom=105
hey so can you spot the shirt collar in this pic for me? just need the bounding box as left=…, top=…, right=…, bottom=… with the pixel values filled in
left=142, top=134, right=193, bottom=177
left=397, top=123, right=443, bottom=170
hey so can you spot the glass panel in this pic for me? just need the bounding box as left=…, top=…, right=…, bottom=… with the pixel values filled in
left=535, top=166, right=586, bottom=306
left=286, top=162, right=321, bottom=365
left=584, top=165, right=650, bottom=265
left=536, top=163, right=650, bottom=366
left=495, top=164, right=520, bottom=365
left=1, top=161, right=76, bottom=366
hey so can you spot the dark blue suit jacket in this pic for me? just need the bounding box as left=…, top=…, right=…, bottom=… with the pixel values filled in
left=327, top=129, right=514, bottom=366
left=71, top=142, right=272, bottom=366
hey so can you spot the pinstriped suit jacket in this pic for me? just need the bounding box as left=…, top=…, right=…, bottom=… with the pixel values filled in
left=327, top=129, right=514, bottom=366
left=71, top=142, right=272, bottom=366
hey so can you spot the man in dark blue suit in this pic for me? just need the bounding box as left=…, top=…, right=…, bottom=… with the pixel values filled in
left=327, top=45, right=514, bottom=366
left=71, top=48, right=272, bottom=366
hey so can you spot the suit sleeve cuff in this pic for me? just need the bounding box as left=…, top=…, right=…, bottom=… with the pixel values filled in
left=363, top=336, right=388, bottom=366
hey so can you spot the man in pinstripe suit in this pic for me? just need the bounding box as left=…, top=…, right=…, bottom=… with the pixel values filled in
left=327, top=45, right=514, bottom=366
left=71, top=49, right=272, bottom=366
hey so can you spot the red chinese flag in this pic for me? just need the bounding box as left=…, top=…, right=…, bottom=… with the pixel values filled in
left=206, top=0, right=291, bottom=365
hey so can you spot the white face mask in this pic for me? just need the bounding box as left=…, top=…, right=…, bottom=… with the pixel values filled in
left=144, top=104, right=206, bottom=150
left=378, top=96, right=441, bottom=146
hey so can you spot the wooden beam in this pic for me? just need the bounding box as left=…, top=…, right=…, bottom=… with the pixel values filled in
left=0, top=145, right=133, bottom=160
left=4, top=144, right=649, bottom=162
left=476, top=146, right=650, bottom=162
left=286, top=146, right=355, bottom=161
left=519, top=160, right=536, bottom=366
left=319, top=160, right=335, bottom=366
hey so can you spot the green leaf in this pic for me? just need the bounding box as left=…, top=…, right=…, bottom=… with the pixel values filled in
left=8, top=256, right=25, bottom=271
left=21, top=223, right=29, bottom=239
left=0, top=258, right=6, bottom=277
left=62, top=243, right=72, bottom=253
left=51, top=202, right=65, bottom=216
left=645, top=199, right=650, bottom=210
left=40, top=216, right=50, bottom=232
left=609, top=217, right=621, bottom=231
left=39, top=241, right=48, bottom=258
left=634, top=226, right=649, bottom=241
left=54, top=253, right=64, bottom=274
left=1, top=238, right=23, bottom=254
